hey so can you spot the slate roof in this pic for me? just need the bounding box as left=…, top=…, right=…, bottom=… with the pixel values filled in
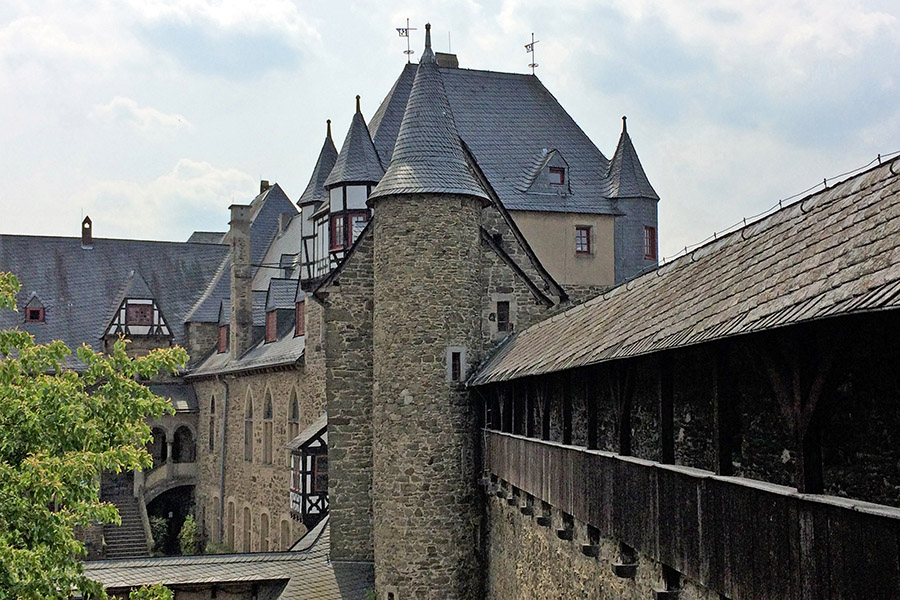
left=148, top=382, right=199, bottom=413
left=323, top=108, right=384, bottom=188
left=188, top=327, right=305, bottom=378
left=368, top=63, right=417, bottom=165
left=370, top=54, right=488, bottom=201
left=473, top=158, right=900, bottom=384
left=297, top=126, right=339, bottom=207
left=185, top=184, right=296, bottom=324
left=605, top=118, right=659, bottom=200
left=266, top=278, right=297, bottom=311
left=0, top=235, right=227, bottom=369
left=287, top=412, right=327, bottom=451
left=186, top=231, right=226, bottom=244
left=84, top=518, right=374, bottom=600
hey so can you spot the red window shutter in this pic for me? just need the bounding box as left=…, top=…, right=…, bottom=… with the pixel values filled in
left=295, top=302, right=306, bottom=336
left=265, top=310, right=277, bottom=343
left=218, top=325, right=228, bottom=353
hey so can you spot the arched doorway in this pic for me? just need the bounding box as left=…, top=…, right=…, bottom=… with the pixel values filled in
left=149, top=428, right=167, bottom=467
left=172, top=426, right=196, bottom=463
left=146, top=485, right=194, bottom=556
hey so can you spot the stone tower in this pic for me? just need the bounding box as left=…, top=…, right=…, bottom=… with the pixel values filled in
left=367, top=23, right=489, bottom=600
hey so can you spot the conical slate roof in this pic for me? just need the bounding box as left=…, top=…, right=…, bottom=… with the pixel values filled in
left=297, top=122, right=338, bottom=207
left=370, top=26, right=487, bottom=202
left=605, top=117, right=659, bottom=200
left=324, top=101, right=384, bottom=189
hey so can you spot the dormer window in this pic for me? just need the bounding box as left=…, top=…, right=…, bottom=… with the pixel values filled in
left=26, top=307, right=44, bottom=323
left=265, top=310, right=277, bottom=343
left=549, top=167, right=565, bottom=185
left=218, top=325, right=228, bottom=353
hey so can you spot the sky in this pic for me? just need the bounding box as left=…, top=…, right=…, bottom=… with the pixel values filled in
left=1, top=0, right=898, bottom=259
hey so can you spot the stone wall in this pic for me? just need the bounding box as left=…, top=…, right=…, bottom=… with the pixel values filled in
left=486, top=493, right=719, bottom=600
left=372, top=194, right=484, bottom=600
left=317, top=229, right=375, bottom=561
left=192, top=368, right=320, bottom=552
left=184, top=321, right=218, bottom=360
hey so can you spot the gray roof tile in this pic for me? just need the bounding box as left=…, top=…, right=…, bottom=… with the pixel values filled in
left=324, top=109, right=383, bottom=188
left=189, top=327, right=305, bottom=378
left=370, top=56, right=488, bottom=201
left=368, top=63, right=417, bottom=165
left=266, top=278, right=297, bottom=311
left=473, top=159, right=900, bottom=384
left=84, top=519, right=374, bottom=600
left=0, top=235, right=227, bottom=368
left=298, top=128, right=338, bottom=207
left=605, top=118, right=659, bottom=200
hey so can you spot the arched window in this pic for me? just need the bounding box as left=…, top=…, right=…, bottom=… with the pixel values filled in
left=244, top=396, right=254, bottom=462
left=263, top=394, right=274, bottom=464
left=149, top=427, right=167, bottom=467
left=288, top=391, right=300, bottom=440
left=208, top=396, right=216, bottom=452
left=280, top=519, right=291, bottom=551
left=172, top=426, right=195, bottom=463
left=259, top=512, right=269, bottom=552
left=242, top=506, right=251, bottom=553
left=226, top=501, right=235, bottom=549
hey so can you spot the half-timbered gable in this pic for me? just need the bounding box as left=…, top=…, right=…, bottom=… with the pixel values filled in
left=288, top=412, right=328, bottom=528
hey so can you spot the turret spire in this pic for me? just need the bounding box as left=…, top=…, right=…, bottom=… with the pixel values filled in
left=605, top=117, right=659, bottom=201
left=356, top=95, right=361, bottom=114
left=327, top=119, right=332, bottom=139
left=622, top=115, right=627, bottom=133
left=422, top=23, right=435, bottom=63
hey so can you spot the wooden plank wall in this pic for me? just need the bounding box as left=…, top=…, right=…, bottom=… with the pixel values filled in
left=487, top=431, right=900, bottom=600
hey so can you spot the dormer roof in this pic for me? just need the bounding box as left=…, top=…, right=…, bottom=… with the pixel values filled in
left=605, top=117, right=659, bottom=201
left=370, top=34, right=488, bottom=202
left=266, top=278, right=296, bottom=311
left=519, top=148, right=571, bottom=196
left=324, top=101, right=384, bottom=189
left=298, top=122, right=339, bottom=207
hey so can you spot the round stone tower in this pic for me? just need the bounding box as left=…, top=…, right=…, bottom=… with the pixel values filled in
left=368, top=23, right=489, bottom=600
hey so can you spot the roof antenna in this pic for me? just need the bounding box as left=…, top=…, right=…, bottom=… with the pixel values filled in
left=396, top=18, right=417, bottom=63
left=525, top=33, right=539, bottom=75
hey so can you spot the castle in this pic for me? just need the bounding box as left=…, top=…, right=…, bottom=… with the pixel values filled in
left=3, top=22, right=900, bottom=600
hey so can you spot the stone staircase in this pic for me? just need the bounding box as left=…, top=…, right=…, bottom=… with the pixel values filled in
left=100, top=472, right=150, bottom=560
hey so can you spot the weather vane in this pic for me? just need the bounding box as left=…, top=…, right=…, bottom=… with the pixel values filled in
left=397, top=18, right=417, bottom=63
left=525, top=33, right=539, bottom=74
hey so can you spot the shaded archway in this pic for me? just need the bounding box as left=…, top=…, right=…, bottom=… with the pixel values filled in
left=148, top=427, right=167, bottom=467
left=172, top=426, right=196, bottom=463
left=146, top=485, right=194, bottom=556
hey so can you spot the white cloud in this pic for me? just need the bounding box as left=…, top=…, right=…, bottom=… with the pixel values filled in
left=76, top=159, right=256, bottom=241
left=89, top=96, right=193, bottom=137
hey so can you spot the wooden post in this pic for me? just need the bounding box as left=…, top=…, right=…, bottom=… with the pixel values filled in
left=587, top=366, right=599, bottom=450
left=659, top=354, right=675, bottom=464
left=562, top=374, right=573, bottom=445
left=541, top=378, right=551, bottom=440
left=713, top=345, right=736, bottom=476
left=759, top=328, right=833, bottom=494
left=525, top=378, right=535, bottom=438
left=610, top=362, right=633, bottom=456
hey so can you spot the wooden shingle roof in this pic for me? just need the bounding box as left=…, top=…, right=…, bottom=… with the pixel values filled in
left=473, top=158, right=900, bottom=384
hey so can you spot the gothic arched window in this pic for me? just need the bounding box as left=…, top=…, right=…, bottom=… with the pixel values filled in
left=263, top=394, right=274, bottom=464
left=208, top=396, right=216, bottom=452
left=244, top=396, right=254, bottom=462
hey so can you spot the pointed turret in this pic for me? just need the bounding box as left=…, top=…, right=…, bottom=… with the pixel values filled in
left=605, top=116, right=659, bottom=200
left=370, top=23, right=487, bottom=202
left=297, top=120, right=338, bottom=208
left=324, top=97, right=384, bottom=189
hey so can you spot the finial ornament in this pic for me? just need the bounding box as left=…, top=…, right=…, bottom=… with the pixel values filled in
left=525, top=33, right=539, bottom=75
left=327, top=119, right=332, bottom=138
left=396, top=18, right=417, bottom=62
left=622, top=115, right=627, bottom=132
left=356, top=95, right=361, bottom=114
left=425, top=23, right=432, bottom=50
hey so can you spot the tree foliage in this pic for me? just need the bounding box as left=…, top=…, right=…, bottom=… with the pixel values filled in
left=0, top=272, right=186, bottom=599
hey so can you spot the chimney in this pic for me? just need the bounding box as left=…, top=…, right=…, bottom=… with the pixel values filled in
left=260, top=180, right=270, bottom=194
left=81, top=216, right=93, bottom=249
left=435, top=52, right=458, bottom=68
left=229, top=204, right=254, bottom=358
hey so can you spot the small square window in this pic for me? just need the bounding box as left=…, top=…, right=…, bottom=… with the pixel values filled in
left=575, top=226, right=591, bottom=254
left=644, top=226, right=657, bottom=260
left=125, top=302, right=152, bottom=326
left=549, top=167, right=565, bottom=185
left=26, top=307, right=44, bottom=323
left=330, top=214, right=345, bottom=251
left=496, top=301, right=510, bottom=332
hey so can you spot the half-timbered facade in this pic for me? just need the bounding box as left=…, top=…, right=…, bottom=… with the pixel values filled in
left=288, top=413, right=328, bottom=528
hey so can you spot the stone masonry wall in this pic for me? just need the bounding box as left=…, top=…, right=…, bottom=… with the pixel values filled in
left=486, top=492, right=720, bottom=600
left=318, top=229, right=375, bottom=561
left=192, top=368, right=321, bottom=552
left=372, top=194, right=483, bottom=600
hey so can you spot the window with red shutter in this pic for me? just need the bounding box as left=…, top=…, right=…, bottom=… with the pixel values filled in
left=295, top=302, right=306, bottom=336
left=265, top=310, right=277, bottom=343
